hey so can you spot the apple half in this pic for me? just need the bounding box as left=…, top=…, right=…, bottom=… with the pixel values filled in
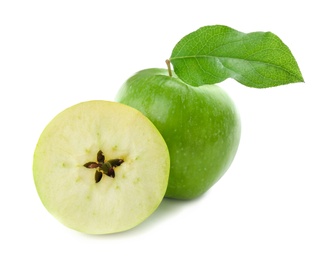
left=33, top=100, right=170, bottom=234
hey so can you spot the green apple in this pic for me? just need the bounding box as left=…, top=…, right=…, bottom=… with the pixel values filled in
left=33, top=100, right=170, bottom=234
left=116, top=68, right=241, bottom=199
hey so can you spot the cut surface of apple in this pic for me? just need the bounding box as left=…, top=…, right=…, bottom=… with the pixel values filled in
left=33, top=100, right=170, bottom=234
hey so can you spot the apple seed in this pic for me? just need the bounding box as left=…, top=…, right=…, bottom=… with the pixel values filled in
left=97, top=150, right=105, bottom=163
left=95, top=170, right=103, bottom=183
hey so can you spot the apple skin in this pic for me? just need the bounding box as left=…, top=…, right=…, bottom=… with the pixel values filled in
left=116, top=68, right=241, bottom=199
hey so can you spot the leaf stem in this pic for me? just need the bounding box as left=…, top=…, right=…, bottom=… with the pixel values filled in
left=165, top=59, right=172, bottom=77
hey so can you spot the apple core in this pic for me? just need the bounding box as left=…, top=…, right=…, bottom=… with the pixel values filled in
left=83, top=150, right=124, bottom=183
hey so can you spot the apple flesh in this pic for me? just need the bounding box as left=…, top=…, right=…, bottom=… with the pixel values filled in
left=116, top=69, right=241, bottom=199
left=33, top=101, right=170, bottom=234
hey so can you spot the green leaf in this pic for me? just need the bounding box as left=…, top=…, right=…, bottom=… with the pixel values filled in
left=170, top=25, right=304, bottom=88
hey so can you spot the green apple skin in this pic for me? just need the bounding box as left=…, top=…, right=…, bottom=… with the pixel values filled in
left=116, top=68, right=241, bottom=199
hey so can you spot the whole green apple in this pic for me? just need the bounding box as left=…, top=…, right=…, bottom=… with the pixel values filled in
left=116, top=68, right=241, bottom=199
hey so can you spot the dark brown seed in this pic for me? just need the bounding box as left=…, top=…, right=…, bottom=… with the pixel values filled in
left=97, top=150, right=105, bottom=163
left=95, top=170, right=103, bottom=183
left=109, top=159, right=124, bottom=167
left=106, top=167, right=115, bottom=178
left=84, top=162, right=100, bottom=168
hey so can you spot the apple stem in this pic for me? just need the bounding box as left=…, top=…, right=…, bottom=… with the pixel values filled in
left=166, top=59, right=172, bottom=77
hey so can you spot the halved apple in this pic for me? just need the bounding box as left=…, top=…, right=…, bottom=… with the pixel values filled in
left=33, top=100, right=170, bottom=234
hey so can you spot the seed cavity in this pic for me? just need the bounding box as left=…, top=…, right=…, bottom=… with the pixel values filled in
left=83, top=150, right=124, bottom=183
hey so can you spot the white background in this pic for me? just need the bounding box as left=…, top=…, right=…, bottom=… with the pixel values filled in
left=1, top=0, right=332, bottom=259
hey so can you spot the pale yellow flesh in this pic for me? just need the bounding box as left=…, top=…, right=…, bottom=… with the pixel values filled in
left=33, top=101, right=169, bottom=234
